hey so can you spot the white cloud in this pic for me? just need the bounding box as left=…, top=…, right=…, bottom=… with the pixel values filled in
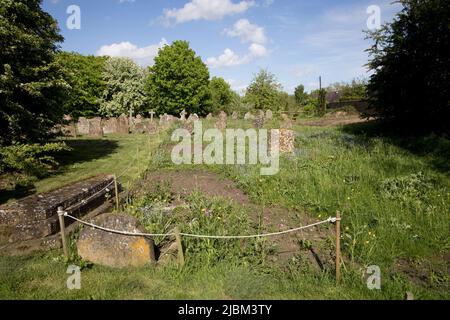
left=96, top=39, right=168, bottom=66
left=163, top=0, right=255, bottom=25
left=207, top=43, right=268, bottom=69
left=224, top=19, right=267, bottom=44
left=292, top=64, right=315, bottom=78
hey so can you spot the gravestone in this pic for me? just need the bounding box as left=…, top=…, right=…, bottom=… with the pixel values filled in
left=102, top=118, right=118, bottom=135
left=206, top=113, right=213, bottom=120
left=215, top=111, right=228, bottom=130
left=180, top=110, right=187, bottom=122
left=279, top=129, right=295, bottom=154
left=281, top=114, right=293, bottom=129
left=77, top=117, right=90, bottom=135
left=149, top=111, right=155, bottom=123
left=232, top=111, right=239, bottom=120
left=265, top=109, right=273, bottom=120
left=62, top=115, right=77, bottom=137
left=253, top=113, right=264, bottom=129
left=187, top=113, right=199, bottom=122
left=117, top=114, right=130, bottom=134
left=146, top=122, right=158, bottom=134
left=132, top=122, right=146, bottom=134
left=244, top=112, right=254, bottom=121
left=135, top=114, right=143, bottom=124
left=88, top=117, right=103, bottom=137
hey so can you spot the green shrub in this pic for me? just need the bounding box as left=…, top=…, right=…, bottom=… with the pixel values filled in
left=302, top=103, right=317, bottom=116
left=0, top=142, right=71, bottom=178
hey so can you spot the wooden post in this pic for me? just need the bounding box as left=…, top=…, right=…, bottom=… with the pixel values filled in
left=174, top=227, right=185, bottom=267
left=335, top=211, right=341, bottom=284
left=57, top=207, right=69, bottom=259
left=114, top=175, right=119, bottom=211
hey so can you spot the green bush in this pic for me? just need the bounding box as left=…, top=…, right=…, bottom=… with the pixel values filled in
left=0, top=142, right=71, bottom=178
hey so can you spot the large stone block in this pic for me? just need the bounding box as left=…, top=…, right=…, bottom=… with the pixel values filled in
left=0, top=175, right=116, bottom=245
left=77, top=213, right=156, bottom=268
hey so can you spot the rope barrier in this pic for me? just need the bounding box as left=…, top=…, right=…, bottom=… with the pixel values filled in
left=63, top=212, right=336, bottom=239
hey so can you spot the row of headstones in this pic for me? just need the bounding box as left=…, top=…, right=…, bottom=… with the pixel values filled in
left=61, top=114, right=159, bottom=137
left=60, top=110, right=294, bottom=137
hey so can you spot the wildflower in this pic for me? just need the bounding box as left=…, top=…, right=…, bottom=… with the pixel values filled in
left=365, top=241, right=369, bottom=245
left=345, top=226, right=349, bottom=231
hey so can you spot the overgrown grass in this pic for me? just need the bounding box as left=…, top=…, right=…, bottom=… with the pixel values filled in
left=0, top=120, right=448, bottom=299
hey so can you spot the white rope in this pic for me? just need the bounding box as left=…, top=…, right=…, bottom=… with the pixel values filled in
left=64, top=212, right=336, bottom=239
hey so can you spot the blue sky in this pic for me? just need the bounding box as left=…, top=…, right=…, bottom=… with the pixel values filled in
left=42, top=0, right=402, bottom=93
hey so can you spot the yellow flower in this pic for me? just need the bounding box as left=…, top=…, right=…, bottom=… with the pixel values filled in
left=365, top=241, right=369, bottom=245
left=345, top=226, right=349, bottom=231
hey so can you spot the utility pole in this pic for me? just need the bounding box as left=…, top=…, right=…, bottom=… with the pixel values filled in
left=319, top=76, right=322, bottom=90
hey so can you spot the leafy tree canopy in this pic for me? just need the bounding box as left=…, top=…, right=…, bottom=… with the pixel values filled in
left=145, top=40, right=211, bottom=116
left=100, top=57, right=147, bottom=117
left=209, top=77, right=234, bottom=114
left=56, top=52, right=107, bottom=118
left=366, top=0, right=449, bottom=132
left=294, top=84, right=308, bottom=106
left=244, top=69, right=282, bottom=110
left=0, top=0, right=68, bottom=146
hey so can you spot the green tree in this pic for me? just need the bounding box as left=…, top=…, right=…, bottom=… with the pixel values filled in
left=278, top=92, right=297, bottom=112
left=244, top=69, right=281, bottom=110
left=0, top=0, right=68, bottom=146
left=294, top=84, right=308, bottom=106
left=145, top=41, right=211, bottom=116
left=366, top=0, right=449, bottom=131
left=209, top=77, right=234, bottom=114
left=56, top=52, right=107, bottom=118
left=100, top=57, right=146, bottom=117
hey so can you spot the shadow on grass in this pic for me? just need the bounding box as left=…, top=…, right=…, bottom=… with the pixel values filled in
left=0, top=139, right=119, bottom=204
left=341, top=120, right=450, bottom=174
left=54, top=139, right=119, bottom=168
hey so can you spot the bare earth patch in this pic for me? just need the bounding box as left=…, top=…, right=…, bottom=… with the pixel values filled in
left=138, top=169, right=335, bottom=269
left=298, top=113, right=372, bottom=127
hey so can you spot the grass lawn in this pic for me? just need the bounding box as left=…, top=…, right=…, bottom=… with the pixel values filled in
left=0, top=120, right=449, bottom=300
left=0, top=133, right=162, bottom=204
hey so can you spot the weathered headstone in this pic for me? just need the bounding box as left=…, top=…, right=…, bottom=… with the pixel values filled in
left=253, top=113, right=265, bottom=129
left=132, top=122, right=146, bottom=134
left=265, top=109, right=273, bottom=120
left=77, top=117, right=90, bottom=135
left=88, top=117, right=104, bottom=137
left=281, top=114, right=293, bottom=129
left=206, top=113, right=213, bottom=120
left=135, top=114, right=143, bottom=124
left=77, top=213, right=156, bottom=268
left=117, top=114, right=130, bottom=134
left=149, top=111, right=155, bottom=123
left=215, top=111, right=228, bottom=130
left=187, top=113, right=199, bottom=123
left=102, top=117, right=118, bottom=135
left=279, top=129, right=295, bottom=154
left=145, top=122, right=158, bottom=134
left=180, top=110, right=187, bottom=122
left=244, top=112, right=254, bottom=121
left=62, top=115, right=77, bottom=137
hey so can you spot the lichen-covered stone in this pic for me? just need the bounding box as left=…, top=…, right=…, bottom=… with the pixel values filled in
left=77, top=213, right=156, bottom=268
